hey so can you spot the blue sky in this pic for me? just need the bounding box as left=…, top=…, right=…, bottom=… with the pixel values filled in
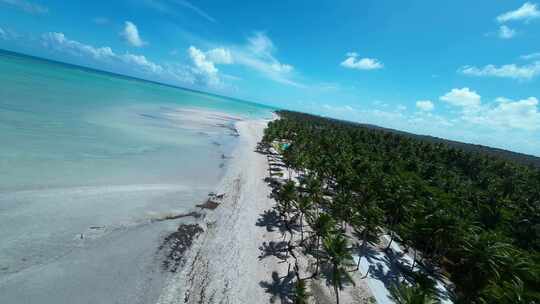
left=1, top=0, right=540, bottom=155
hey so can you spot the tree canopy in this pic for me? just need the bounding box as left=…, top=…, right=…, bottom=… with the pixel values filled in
left=263, top=110, right=540, bottom=303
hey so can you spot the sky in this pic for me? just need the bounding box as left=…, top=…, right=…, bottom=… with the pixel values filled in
left=1, top=0, right=540, bottom=156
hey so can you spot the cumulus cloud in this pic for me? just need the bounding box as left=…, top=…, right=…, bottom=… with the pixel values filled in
left=42, top=32, right=172, bottom=75
left=498, top=25, right=516, bottom=39
left=459, top=62, right=540, bottom=80
left=0, top=0, right=48, bottom=14
left=185, top=32, right=299, bottom=88
left=187, top=33, right=297, bottom=86
left=440, top=88, right=481, bottom=108
left=496, top=2, right=540, bottom=23
left=340, top=52, right=383, bottom=70
left=121, top=21, right=145, bottom=47
left=416, top=100, right=435, bottom=112
left=42, top=32, right=116, bottom=60
left=439, top=86, right=540, bottom=131
left=205, top=48, right=233, bottom=64
left=40, top=32, right=210, bottom=87
left=122, top=53, right=163, bottom=73
left=465, top=97, right=540, bottom=131
left=188, top=46, right=221, bottom=87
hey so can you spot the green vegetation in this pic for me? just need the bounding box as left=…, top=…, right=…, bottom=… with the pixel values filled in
left=262, top=110, right=540, bottom=304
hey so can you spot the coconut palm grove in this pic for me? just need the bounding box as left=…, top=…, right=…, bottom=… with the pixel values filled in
left=261, top=110, right=540, bottom=304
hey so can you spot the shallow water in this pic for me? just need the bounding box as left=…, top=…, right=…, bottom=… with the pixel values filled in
left=0, top=50, right=273, bottom=304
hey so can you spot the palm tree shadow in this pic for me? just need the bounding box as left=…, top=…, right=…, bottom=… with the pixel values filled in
left=317, top=262, right=356, bottom=300
left=356, top=243, right=382, bottom=264
left=258, top=241, right=289, bottom=261
left=259, top=271, right=295, bottom=304
left=256, top=209, right=286, bottom=234
left=368, top=249, right=408, bottom=291
left=264, top=176, right=283, bottom=189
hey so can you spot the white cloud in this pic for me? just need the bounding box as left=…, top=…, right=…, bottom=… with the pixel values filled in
left=498, top=25, right=516, bottom=39
left=205, top=48, right=233, bottom=64
left=247, top=32, right=275, bottom=56
left=465, top=97, right=540, bottom=131
left=42, top=32, right=116, bottom=60
left=521, top=52, right=540, bottom=60
left=416, top=100, right=435, bottom=111
left=440, top=87, right=481, bottom=108
left=121, top=21, right=145, bottom=47
left=439, top=86, right=540, bottom=131
left=459, top=62, right=540, bottom=80
left=186, top=33, right=298, bottom=88
left=122, top=53, right=163, bottom=73
left=188, top=46, right=221, bottom=87
left=496, top=2, right=540, bottom=23
left=0, top=0, right=48, bottom=14
left=341, top=52, right=383, bottom=70
left=41, top=32, right=211, bottom=88
left=0, top=27, right=6, bottom=40
left=230, top=32, right=298, bottom=86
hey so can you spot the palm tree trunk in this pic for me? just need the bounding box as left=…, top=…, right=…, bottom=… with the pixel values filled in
left=385, top=232, right=394, bottom=251
left=334, top=283, right=340, bottom=304
left=300, top=213, right=304, bottom=242
left=315, top=235, right=320, bottom=276
left=411, top=249, right=417, bottom=270
left=356, top=230, right=367, bottom=270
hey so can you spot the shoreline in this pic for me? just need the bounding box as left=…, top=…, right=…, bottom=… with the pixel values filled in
left=157, top=116, right=377, bottom=304
left=157, top=118, right=289, bottom=304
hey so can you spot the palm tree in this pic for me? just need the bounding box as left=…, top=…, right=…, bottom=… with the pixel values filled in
left=293, top=279, right=311, bottom=304
left=479, top=276, right=540, bottom=304
left=389, top=282, right=439, bottom=304
left=295, top=195, right=312, bottom=242
left=321, top=233, right=356, bottom=304
left=276, top=180, right=297, bottom=219
left=351, top=200, right=383, bottom=271
left=309, top=212, right=336, bottom=276
left=453, top=231, right=514, bottom=301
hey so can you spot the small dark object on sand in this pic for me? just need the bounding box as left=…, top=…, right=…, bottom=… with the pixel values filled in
left=208, top=192, right=225, bottom=199
left=155, top=211, right=201, bottom=222
left=196, top=199, right=220, bottom=210
left=215, top=193, right=225, bottom=199
left=160, top=224, right=204, bottom=272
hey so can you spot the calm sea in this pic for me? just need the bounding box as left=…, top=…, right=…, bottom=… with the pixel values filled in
left=0, top=50, right=273, bottom=304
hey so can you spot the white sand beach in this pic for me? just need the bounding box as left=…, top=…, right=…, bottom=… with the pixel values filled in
left=157, top=119, right=290, bottom=303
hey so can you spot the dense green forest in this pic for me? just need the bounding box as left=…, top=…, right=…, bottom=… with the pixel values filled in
left=261, top=110, right=540, bottom=304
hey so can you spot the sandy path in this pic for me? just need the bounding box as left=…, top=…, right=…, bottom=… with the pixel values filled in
left=157, top=119, right=288, bottom=304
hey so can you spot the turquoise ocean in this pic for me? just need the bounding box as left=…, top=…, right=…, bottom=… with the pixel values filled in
left=0, top=50, right=274, bottom=304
